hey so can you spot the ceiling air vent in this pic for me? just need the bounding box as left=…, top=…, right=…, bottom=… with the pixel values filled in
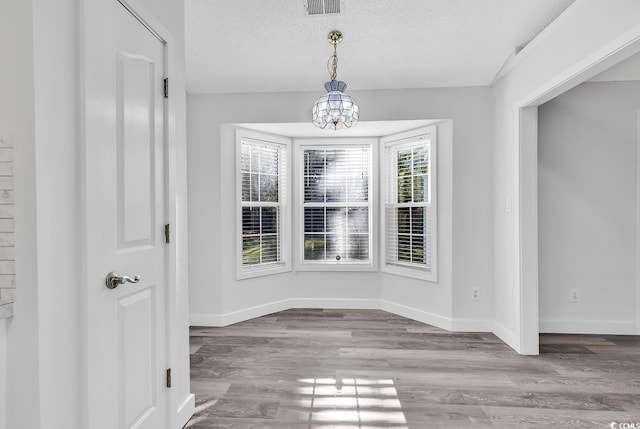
left=306, top=0, right=341, bottom=16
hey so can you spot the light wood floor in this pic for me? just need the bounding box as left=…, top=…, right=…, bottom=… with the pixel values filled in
left=185, top=309, right=640, bottom=428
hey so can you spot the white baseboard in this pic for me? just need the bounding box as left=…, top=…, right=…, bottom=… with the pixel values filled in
left=189, top=313, right=225, bottom=326
left=539, top=319, right=637, bottom=335
left=190, top=299, right=494, bottom=334
left=190, top=298, right=380, bottom=327
left=379, top=300, right=453, bottom=331
left=451, top=318, right=494, bottom=332
left=293, top=298, right=380, bottom=310
left=175, top=393, right=195, bottom=429
left=492, top=320, right=519, bottom=352
left=190, top=299, right=292, bottom=326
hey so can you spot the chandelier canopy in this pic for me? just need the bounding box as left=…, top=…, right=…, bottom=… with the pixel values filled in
left=312, top=30, right=359, bottom=130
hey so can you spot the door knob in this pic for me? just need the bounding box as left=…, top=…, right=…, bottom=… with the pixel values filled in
left=105, top=272, right=141, bottom=289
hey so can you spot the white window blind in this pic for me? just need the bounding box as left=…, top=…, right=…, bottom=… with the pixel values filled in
left=301, top=146, right=371, bottom=264
left=239, top=137, right=288, bottom=275
left=383, top=129, right=437, bottom=280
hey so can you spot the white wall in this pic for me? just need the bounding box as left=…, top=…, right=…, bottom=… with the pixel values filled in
left=538, top=81, right=639, bottom=334
left=32, top=1, right=84, bottom=426
left=1, top=1, right=43, bottom=427
left=188, top=87, right=493, bottom=329
left=491, top=0, right=640, bottom=353
left=0, top=0, right=192, bottom=427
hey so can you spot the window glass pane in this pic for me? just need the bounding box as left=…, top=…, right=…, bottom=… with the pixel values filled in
left=347, top=176, right=368, bottom=202
left=326, top=149, right=347, bottom=202
left=304, top=150, right=325, bottom=177
left=250, top=146, right=260, bottom=172
left=411, top=235, right=425, bottom=264
left=242, top=207, right=260, bottom=236
left=411, top=207, right=424, bottom=234
left=397, top=149, right=412, bottom=176
left=260, top=174, right=278, bottom=202
left=413, top=175, right=425, bottom=203
left=304, top=234, right=325, bottom=260
left=397, top=207, right=410, bottom=233
left=326, top=235, right=346, bottom=261
left=348, top=234, right=369, bottom=260
left=242, top=237, right=260, bottom=265
left=347, top=148, right=368, bottom=202
left=326, top=182, right=346, bottom=202
left=398, top=177, right=412, bottom=203
left=413, top=146, right=428, bottom=174
left=397, top=235, right=411, bottom=262
left=250, top=173, right=259, bottom=202
left=261, top=207, right=278, bottom=234
left=259, top=147, right=278, bottom=175
left=304, top=175, right=324, bottom=202
left=261, top=235, right=278, bottom=263
left=348, top=207, right=368, bottom=233
left=241, top=145, right=251, bottom=173
left=304, top=207, right=325, bottom=232
left=326, top=207, right=347, bottom=232
left=241, top=172, right=251, bottom=201
left=304, top=148, right=369, bottom=204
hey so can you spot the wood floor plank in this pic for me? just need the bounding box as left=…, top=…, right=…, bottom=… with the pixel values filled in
left=186, top=309, right=640, bottom=428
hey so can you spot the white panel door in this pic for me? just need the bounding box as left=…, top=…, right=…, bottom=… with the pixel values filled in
left=84, top=1, right=168, bottom=428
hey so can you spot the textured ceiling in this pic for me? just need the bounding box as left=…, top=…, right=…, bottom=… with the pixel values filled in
left=185, top=0, right=576, bottom=94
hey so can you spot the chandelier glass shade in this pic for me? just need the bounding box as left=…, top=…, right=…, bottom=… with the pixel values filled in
left=312, top=80, right=359, bottom=130
left=312, top=31, right=359, bottom=130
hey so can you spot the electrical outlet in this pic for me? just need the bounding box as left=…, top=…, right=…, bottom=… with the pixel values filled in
left=471, top=288, right=480, bottom=301
left=570, top=288, right=579, bottom=303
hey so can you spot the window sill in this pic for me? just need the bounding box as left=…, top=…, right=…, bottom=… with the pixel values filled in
left=295, top=261, right=378, bottom=272
left=237, top=264, right=291, bottom=280
left=382, top=264, right=437, bottom=282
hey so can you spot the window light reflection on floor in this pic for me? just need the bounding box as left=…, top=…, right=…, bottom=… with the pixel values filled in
left=296, top=377, right=409, bottom=428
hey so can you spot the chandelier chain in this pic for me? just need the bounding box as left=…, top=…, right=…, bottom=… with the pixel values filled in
left=328, top=41, right=339, bottom=81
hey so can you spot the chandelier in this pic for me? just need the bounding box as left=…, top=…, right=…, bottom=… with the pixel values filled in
left=312, top=30, right=359, bottom=130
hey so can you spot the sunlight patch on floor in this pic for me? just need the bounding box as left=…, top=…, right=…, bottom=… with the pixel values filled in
left=296, top=377, right=409, bottom=428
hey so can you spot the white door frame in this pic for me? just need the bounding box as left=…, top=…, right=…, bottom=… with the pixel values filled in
left=636, top=109, right=640, bottom=335
left=515, top=31, right=640, bottom=353
left=80, top=0, right=182, bottom=427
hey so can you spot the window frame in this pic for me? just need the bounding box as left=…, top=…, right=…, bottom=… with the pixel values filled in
left=381, top=126, right=438, bottom=281
left=294, top=138, right=378, bottom=272
left=235, top=129, right=292, bottom=280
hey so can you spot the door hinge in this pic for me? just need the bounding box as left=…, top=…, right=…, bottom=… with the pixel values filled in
left=163, top=78, right=169, bottom=98
left=166, top=368, right=172, bottom=388
left=164, top=224, right=170, bottom=244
